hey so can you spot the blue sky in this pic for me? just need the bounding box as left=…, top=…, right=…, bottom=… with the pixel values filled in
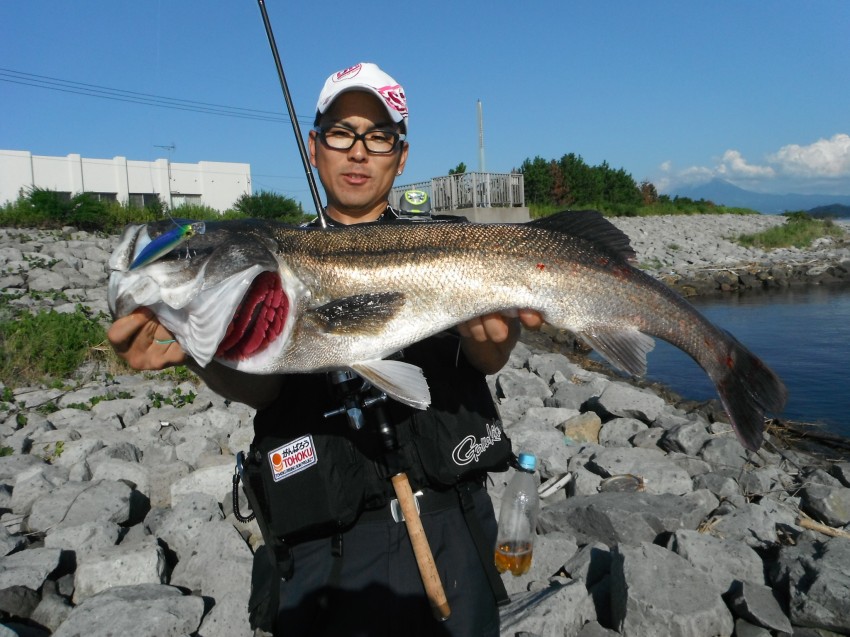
left=2, top=1, right=849, bottom=210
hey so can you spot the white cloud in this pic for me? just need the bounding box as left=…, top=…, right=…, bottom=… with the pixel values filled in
left=768, top=133, right=850, bottom=177
left=716, top=150, right=775, bottom=178
left=656, top=133, right=850, bottom=193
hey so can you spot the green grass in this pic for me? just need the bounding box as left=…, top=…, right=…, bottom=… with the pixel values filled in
left=737, top=211, right=846, bottom=249
left=0, top=305, right=107, bottom=387
left=529, top=200, right=759, bottom=219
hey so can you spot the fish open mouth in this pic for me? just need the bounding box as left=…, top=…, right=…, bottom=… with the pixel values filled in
left=216, top=271, right=287, bottom=360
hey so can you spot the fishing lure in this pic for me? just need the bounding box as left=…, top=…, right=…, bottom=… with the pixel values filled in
left=129, top=221, right=206, bottom=270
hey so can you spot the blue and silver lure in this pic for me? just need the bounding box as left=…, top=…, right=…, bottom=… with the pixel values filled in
left=129, top=221, right=206, bottom=270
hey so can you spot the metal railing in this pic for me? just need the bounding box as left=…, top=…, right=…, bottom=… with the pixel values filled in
left=390, top=172, right=524, bottom=212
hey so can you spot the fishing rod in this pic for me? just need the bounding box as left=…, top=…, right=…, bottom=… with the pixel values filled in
left=256, top=0, right=327, bottom=227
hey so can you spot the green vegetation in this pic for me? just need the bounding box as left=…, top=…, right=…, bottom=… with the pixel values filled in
left=0, top=303, right=106, bottom=387
left=520, top=154, right=759, bottom=218
left=0, top=187, right=309, bottom=233
left=737, top=211, right=846, bottom=249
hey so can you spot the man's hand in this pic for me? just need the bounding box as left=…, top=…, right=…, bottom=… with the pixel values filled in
left=107, top=308, right=186, bottom=371
left=457, top=310, right=544, bottom=375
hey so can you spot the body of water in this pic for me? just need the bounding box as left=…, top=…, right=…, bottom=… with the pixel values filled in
left=636, top=284, right=850, bottom=439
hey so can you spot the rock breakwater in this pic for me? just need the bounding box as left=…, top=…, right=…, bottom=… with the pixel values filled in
left=1, top=217, right=849, bottom=636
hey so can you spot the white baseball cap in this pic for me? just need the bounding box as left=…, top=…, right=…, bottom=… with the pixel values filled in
left=315, top=62, right=408, bottom=133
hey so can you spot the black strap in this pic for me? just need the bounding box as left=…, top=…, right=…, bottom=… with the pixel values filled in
left=456, top=482, right=510, bottom=606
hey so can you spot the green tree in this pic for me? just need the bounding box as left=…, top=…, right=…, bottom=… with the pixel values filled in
left=232, top=190, right=306, bottom=223
left=448, top=162, right=467, bottom=175
left=519, top=156, right=553, bottom=204
left=640, top=180, right=659, bottom=205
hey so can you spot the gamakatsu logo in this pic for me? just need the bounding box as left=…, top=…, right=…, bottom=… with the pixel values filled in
left=452, top=422, right=503, bottom=466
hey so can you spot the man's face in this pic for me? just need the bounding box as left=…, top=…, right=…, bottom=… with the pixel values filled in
left=309, top=91, right=408, bottom=224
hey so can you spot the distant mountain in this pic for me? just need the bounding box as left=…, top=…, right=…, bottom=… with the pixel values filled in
left=670, top=179, right=850, bottom=214
left=808, top=204, right=850, bottom=219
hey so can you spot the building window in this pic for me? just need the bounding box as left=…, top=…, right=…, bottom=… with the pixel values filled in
left=129, top=193, right=161, bottom=208
left=85, top=192, right=118, bottom=203
left=171, top=194, right=202, bottom=208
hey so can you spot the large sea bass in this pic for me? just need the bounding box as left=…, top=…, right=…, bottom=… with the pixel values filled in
left=108, top=211, right=787, bottom=451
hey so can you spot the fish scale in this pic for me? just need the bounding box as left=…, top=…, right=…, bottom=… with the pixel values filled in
left=108, top=210, right=787, bottom=451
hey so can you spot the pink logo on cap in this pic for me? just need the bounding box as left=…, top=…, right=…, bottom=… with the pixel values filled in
left=378, top=85, right=407, bottom=118
left=333, top=64, right=362, bottom=82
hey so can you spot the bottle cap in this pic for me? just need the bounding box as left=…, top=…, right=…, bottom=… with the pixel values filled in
left=517, top=452, right=536, bottom=472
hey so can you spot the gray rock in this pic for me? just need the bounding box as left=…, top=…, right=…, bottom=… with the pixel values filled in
left=707, top=502, right=779, bottom=549
left=800, top=484, right=850, bottom=527
left=496, top=395, right=544, bottom=425
left=666, top=529, right=765, bottom=593
left=26, top=479, right=134, bottom=533
left=0, top=547, right=62, bottom=590
left=692, top=472, right=740, bottom=499
left=92, top=458, right=152, bottom=495
left=496, top=369, right=552, bottom=401
left=733, top=618, right=772, bottom=637
left=562, top=542, right=612, bottom=589
left=73, top=537, right=168, bottom=603
left=830, top=462, right=850, bottom=487
left=44, top=521, right=122, bottom=557
left=0, top=584, right=41, bottom=621
left=576, top=621, right=619, bottom=636
left=30, top=580, right=73, bottom=632
left=587, top=447, right=693, bottom=495
left=527, top=352, right=579, bottom=384
left=591, top=382, right=667, bottom=423
left=144, top=459, right=193, bottom=508
left=500, top=580, right=598, bottom=636
left=660, top=421, right=712, bottom=455
left=11, top=464, right=69, bottom=515
left=698, top=437, right=751, bottom=472
left=772, top=537, right=850, bottom=633
left=545, top=378, right=605, bottom=411
left=726, top=580, right=792, bottom=634
left=538, top=491, right=715, bottom=547
left=629, top=426, right=664, bottom=449
left=0, top=524, right=26, bottom=557
left=169, top=460, right=234, bottom=505
left=144, top=492, right=224, bottom=561
left=53, top=584, right=204, bottom=637
left=170, top=521, right=253, bottom=635
left=0, top=453, right=46, bottom=483
left=598, top=417, right=648, bottom=447
left=610, top=542, right=734, bottom=636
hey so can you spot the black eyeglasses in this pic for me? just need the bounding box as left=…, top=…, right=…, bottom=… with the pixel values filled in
left=316, top=126, right=405, bottom=154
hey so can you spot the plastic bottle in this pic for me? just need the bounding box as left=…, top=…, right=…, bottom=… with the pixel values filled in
left=494, top=452, right=539, bottom=576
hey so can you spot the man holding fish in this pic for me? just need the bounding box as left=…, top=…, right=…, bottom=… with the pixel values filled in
left=109, top=62, right=541, bottom=636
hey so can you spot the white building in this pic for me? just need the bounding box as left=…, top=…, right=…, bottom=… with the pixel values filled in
left=0, top=150, right=252, bottom=212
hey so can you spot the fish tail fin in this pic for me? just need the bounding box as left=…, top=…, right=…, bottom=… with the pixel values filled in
left=711, top=333, right=788, bottom=452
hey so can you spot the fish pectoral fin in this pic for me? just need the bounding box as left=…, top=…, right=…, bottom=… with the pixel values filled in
left=309, top=293, right=406, bottom=335
left=351, top=360, right=431, bottom=410
left=579, top=328, right=655, bottom=377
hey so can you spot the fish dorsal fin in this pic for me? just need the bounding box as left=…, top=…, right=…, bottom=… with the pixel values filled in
left=528, top=210, right=636, bottom=262
left=310, top=292, right=406, bottom=335
left=578, top=327, right=655, bottom=377
left=351, top=360, right=431, bottom=410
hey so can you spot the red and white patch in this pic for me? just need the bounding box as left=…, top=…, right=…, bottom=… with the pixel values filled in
left=377, top=84, right=408, bottom=118
left=268, top=435, right=317, bottom=482
left=333, top=64, right=362, bottom=82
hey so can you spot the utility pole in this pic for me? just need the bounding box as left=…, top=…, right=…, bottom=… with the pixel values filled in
left=154, top=143, right=176, bottom=209
left=477, top=100, right=485, bottom=173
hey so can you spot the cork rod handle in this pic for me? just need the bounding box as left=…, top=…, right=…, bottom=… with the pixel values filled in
left=391, top=473, right=451, bottom=621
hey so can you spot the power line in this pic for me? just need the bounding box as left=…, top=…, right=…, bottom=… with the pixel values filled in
left=0, top=67, right=315, bottom=125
